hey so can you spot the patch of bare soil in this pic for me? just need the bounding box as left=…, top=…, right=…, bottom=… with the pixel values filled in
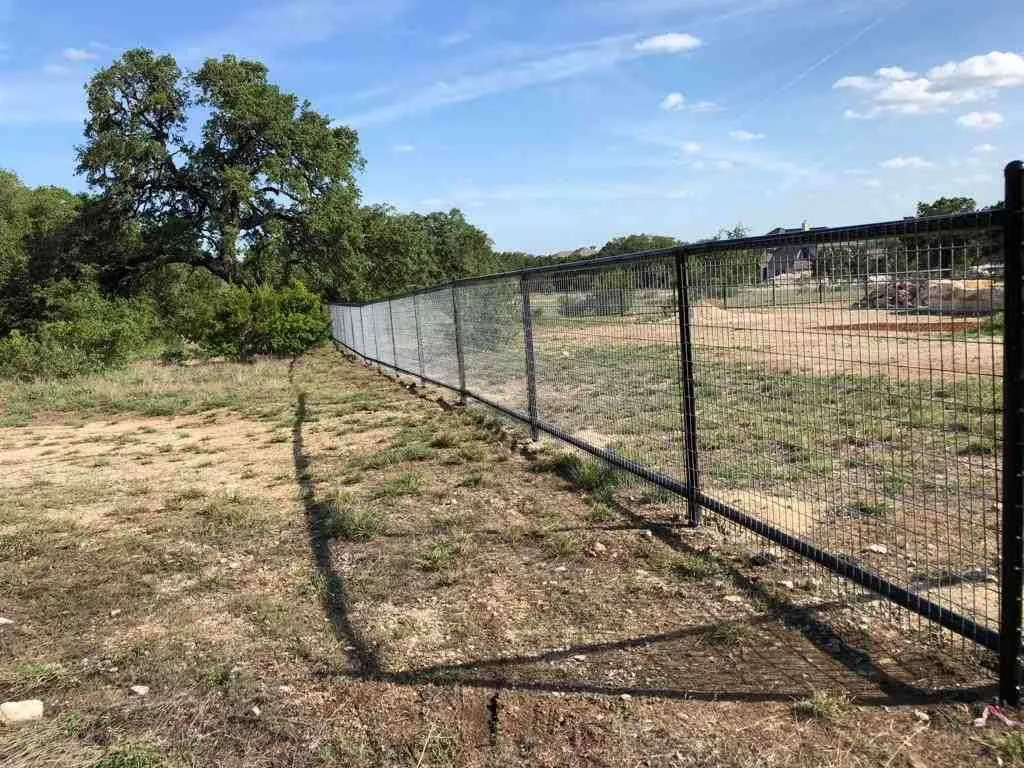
left=535, top=305, right=1001, bottom=382
left=0, top=348, right=1011, bottom=768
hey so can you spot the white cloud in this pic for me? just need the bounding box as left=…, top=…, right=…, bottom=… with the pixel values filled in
left=729, top=129, right=764, bottom=141
left=928, top=51, right=1024, bottom=88
left=681, top=141, right=702, bottom=155
left=834, top=50, right=1024, bottom=118
left=876, top=66, right=915, bottom=80
left=61, top=47, right=97, bottom=62
left=957, top=111, right=1004, bottom=130
left=392, top=143, right=416, bottom=153
left=880, top=156, right=932, bottom=169
left=659, top=92, right=718, bottom=114
left=634, top=32, right=702, bottom=54
left=972, top=143, right=997, bottom=153
left=660, top=92, right=685, bottom=111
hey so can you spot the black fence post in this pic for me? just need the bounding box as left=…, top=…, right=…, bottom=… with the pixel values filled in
left=451, top=284, right=467, bottom=405
left=387, top=299, right=398, bottom=368
left=674, top=253, right=702, bottom=527
left=412, top=293, right=425, bottom=384
left=520, top=274, right=540, bottom=441
left=1001, top=159, right=1024, bottom=707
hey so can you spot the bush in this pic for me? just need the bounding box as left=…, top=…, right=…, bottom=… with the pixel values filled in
left=0, top=281, right=157, bottom=380
left=193, top=282, right=330, bottom=359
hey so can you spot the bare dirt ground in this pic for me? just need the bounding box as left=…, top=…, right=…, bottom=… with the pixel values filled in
left=0, top=348, right=1018, bottom=767
left=536, top=305, right=1001, bottom=382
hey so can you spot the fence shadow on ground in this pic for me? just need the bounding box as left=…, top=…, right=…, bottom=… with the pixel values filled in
left=291, top=382, right=996, bottom=708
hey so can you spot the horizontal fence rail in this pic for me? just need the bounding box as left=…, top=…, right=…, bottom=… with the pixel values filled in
left=330, top=161, right=1024, bottom=705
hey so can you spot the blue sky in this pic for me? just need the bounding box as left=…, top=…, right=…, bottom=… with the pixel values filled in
left=1, top=0, right=1023, bottom=253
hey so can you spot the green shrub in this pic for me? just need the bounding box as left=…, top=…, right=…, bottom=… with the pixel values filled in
left=193, top=282, right=329, bottom=360
left=0, top=281, right=157, bottom=380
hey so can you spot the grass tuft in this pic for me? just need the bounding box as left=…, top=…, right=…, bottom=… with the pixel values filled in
left=791, top=691, right=850, bottom=723
left=323, top=499, right=386, bottom=541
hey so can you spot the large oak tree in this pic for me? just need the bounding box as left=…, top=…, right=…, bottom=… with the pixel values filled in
left=76, top=49, right=363, bottom=286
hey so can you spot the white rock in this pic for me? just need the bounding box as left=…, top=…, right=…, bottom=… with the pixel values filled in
left=109, top=609, right=122, bottom=617
left=780, top=580, right=796, bottom=590
left=572, top=655, right=587, bottom=662
left=277, top=685, right=294, bottom=694
left=0, top=617, right=13, bottom=626
left=591, top=541, right=608, bottom=554
left=0, top=699, right=44, bottom=724
left=865, top=544, right=888, bottom=554
left=619, top=694, right=632, bottom=701
left=251, top=705, right=261, bottom=717
left=914, top=709, right=930, bottom=723
left=641, top=530, right=654, bottom=541
left=554, top=566, right=567, bottom=573
left=130, top=685, right=150, bottom=697
left=723, top=595, right=743, bottom=603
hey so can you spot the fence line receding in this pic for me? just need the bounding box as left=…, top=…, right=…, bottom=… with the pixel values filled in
left=330, top=160, right=1024, bottom=705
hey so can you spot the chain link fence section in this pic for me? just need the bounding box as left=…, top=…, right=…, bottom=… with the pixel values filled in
left=329, top=161, right=1024, bottom=704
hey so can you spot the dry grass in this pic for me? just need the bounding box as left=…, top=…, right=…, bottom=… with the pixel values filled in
left=0, top=346, right=1006, bottom=767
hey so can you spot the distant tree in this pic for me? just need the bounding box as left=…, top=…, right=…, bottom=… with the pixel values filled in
left=597, top=234, right=681, bottom=258
left=76, top=49, right=363, bottom=287
left=916, top=197, right=976, bottom=217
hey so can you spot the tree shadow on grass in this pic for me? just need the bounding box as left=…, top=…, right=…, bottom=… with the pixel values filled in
left=293, top=382, right=995, bottom=707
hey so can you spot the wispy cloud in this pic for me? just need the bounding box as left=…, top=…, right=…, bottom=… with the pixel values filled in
left=61, top=47, right=97, bottom=62
left=957, top=111, right=1004, bottom=130
left=392, top=143, right=416, bottom=153
left=634, top=32, right=702, bottom=53
left=660, top=92, right=686, bottom=111
left=880, top=155, right=932, bottom=169
left=836, top=51, right=1024, bottom=118
left=346, top=32, right=703, bottom=126
left=681, top=141, right=702, bottom=154
left=729, top=129, right=764, bottom=140
left=177, top=0, right=406, bottom=63
left=0, top=69, right=87, bottom=124
left=972, top=143, right=997, bottom=153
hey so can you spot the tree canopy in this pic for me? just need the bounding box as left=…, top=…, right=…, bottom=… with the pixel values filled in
left=77, top=49, right=363, bottom=286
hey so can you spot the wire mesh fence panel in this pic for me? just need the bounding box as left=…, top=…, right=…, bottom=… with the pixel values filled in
left=369, top=301, right=395, bottom=367
left=418, top=287, right=460, bottom=388
left=390, top=296, right=421, bottom=375
left=350, top=305, right=365, bottom=356
left=330, top=305, right=345, bottom=347
left=688, top=218, right=1005, bottom=642
left=529, top=257, right=689, bottom=483
left=456, top=278, right=529, bottom=416
left=362, top=304, right=381, bottom=361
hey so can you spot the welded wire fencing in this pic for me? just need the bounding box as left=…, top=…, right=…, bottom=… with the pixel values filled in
left=330, top=161, right=1024, bottom=704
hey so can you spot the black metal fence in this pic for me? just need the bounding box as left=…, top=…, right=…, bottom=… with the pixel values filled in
left=331, top=161, right=1024, bottom=704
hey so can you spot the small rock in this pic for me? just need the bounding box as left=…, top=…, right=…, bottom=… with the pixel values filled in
left=865, top=544, right=888, bottom=555
left=780, top=580, right=796, bottom=590
left=591, top=541, right=608, bottom=555
left=109, top=609, right=122, bottom=617
left=554, top=566, right=567, bottom=573
left=0, top=617, right=13, bottom=626
left=0, top=699, right=44, bottom=725
left=751, top=550, right=778, bottom=566
left=641, top=530, right=654, bottom=541
left=251, top=705, right=261, bottom=717
left=572, top=655, right=587, bottom=662
left=914, top=709, right=930, bottom=723
left=723, top=595, right=743, bottom=604
left=620, top=694, right=632, bottom=701
left=277, top=685, right=294, bottom=694
left=130, top=685, right=150, bottom=697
